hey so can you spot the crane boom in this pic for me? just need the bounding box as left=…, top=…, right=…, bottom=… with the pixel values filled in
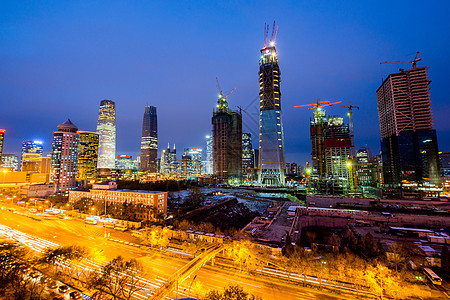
left=380, top=51, right=421, bottom=69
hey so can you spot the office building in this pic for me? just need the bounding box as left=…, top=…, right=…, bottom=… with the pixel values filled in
left=21, top=153, right=51, bottom=173
left=356, top=145, right=372, bottom=164
left=160, top=144, right=177, bottom=176
left=96, top=99, right=116, bottom=169
left=116, top=155, right=136, bottom=170
left=205, top=135, right=213, bottom=174
left=50, top=119, right=79, bottom=194
left=69, top=189, right=167, bottom=218
left=140, top=105, right=158, bottom=172
left=377, top=65, right=440, bottom=185
left=212, top=89, right=242, bottom=184
left=21, top=140, right=43, bottom=156
left=77, top=131, right=99, bottom=180
left=182, top=148, right=203, bottom=176
left=0, top=129, right=4, bottom=161
left=441, top=152, right=450, bottom=177
left=242, top=133, right=254, bottom=182
left=1, top=154, right=18, bottom=171
left=258, top=24, right=286, bottom=185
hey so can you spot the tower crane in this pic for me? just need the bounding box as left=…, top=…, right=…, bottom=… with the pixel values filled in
left=333, top=103, right=359, bottom=156
left=380, top=51, right=421, bottom=69
left=293, top=99, right=342, bottom=179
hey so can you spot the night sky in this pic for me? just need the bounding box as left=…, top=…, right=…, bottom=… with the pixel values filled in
left=1, top=1, right=450, bottom=165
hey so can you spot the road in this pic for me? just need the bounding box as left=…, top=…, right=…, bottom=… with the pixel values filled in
left=0, top=207, right=359, bottom=300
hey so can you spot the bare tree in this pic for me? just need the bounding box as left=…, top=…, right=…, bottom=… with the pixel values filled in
left=87, top=256, right=144, bottom=300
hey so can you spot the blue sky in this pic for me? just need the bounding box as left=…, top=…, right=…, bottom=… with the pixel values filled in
left=1, top=1, right=449, bottom=164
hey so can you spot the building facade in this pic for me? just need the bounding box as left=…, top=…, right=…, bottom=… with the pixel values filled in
left=21, top=153, right=51, bottom=173
left=50, top=119, right=79, bottom=194
left=377, top=66, right=440, bottom=185
left=212, top=90, right=242, bottom=184
left=140, top=105, right=158, bottom=172
left=77, top=131, right=99, bottom=180
left=69, top=189, right=167, bottom=217
left=96, top=99, right=116, bottom=169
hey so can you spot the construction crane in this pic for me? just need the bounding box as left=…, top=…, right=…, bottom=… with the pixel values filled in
left=294, top=99, right=342, bottom=179
left=380, top=51, right=421, bottom=69
left=216, top=77, right=236, bottom=99
left=333, top=103, right=360, bottom=156
left=263, top=21, right=278, bottom=48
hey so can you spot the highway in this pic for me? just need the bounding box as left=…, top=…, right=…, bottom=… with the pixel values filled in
left=0, top=207, right=353, bottom=300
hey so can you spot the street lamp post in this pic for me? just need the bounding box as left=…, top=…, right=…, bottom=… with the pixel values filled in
left=2, top=169, right=7, bottom=193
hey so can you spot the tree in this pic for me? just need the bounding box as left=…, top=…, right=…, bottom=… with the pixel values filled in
left=41, top=245, right=88, bottom=274
left=204, top=284, right=262, bottom=300
left=73, top=197, right=94, bottom=213
left=87, top=256, right=144, bottom=300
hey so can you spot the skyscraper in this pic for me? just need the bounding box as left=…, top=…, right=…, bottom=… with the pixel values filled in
left=96, top=99, right=116, bottom=169
left=212, top=89, right=242, bottom=184
left=0, top=129, right=4, bottom=162
left=377, top=64, right=440, bottom=185
left=205, top=135, right=213, bottom=174
left=140, top=105, right=158, bottom=172
left=160, top=144, right=177, bottom=177
left=242, top=133, right=254, bottom=182
left=182, top=148, right=203, bottom=176
left=116, top=155, right=136, bottom=170
left=77, top=131, right=99, bottom=180
left=21, top=140, right=43, bottom=156
left=51, top=119, right=79, bottom=194
left=258, top=23, right=286, bottom=185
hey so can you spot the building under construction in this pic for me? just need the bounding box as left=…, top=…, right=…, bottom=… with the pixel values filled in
left=310, top=108, right=352, bottom=193
left=212, top=83, right=242, bottom=184
left=258, top=22, right=286, bottom=185
left=377, top=61, right=440, bottom=186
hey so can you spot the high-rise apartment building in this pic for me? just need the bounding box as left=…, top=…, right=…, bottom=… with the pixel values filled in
left=205, top=135, right=213, bottom=174
left=77, top=131, right=99, bottom=180
left=96, top=99, right=116, bottom=169
left=51, top=119, right=79, bottom=194
left=0, top=129, right=5, bottom=161
left=377, top=65, right=440, bottom=185
left=258, top=24, right=286, bottom=185
left=140, top=105, right=158, bottom=172
left=212, top=89, right=242, bottom=184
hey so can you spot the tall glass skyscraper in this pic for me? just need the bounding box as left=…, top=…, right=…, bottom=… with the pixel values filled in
left=205, top=135, right=213, bottom=174
left=96, top=100, right=116, bottom=169
left=258, top=24, right=286, bottom=185
left=51, top=119, right=79, bottom=194
left=140, top=105, right=158, bottom=172
left=77, top=131, right=99, bottom=180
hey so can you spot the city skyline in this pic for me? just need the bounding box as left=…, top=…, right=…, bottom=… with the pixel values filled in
left=1, top=1, right=450, bottom=165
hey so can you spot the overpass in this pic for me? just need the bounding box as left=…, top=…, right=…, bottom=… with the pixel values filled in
left=151, top=244, right=226, bottom=300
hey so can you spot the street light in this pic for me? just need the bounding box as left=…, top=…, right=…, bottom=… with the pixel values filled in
left=2, top=169, right=8, bottom=193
